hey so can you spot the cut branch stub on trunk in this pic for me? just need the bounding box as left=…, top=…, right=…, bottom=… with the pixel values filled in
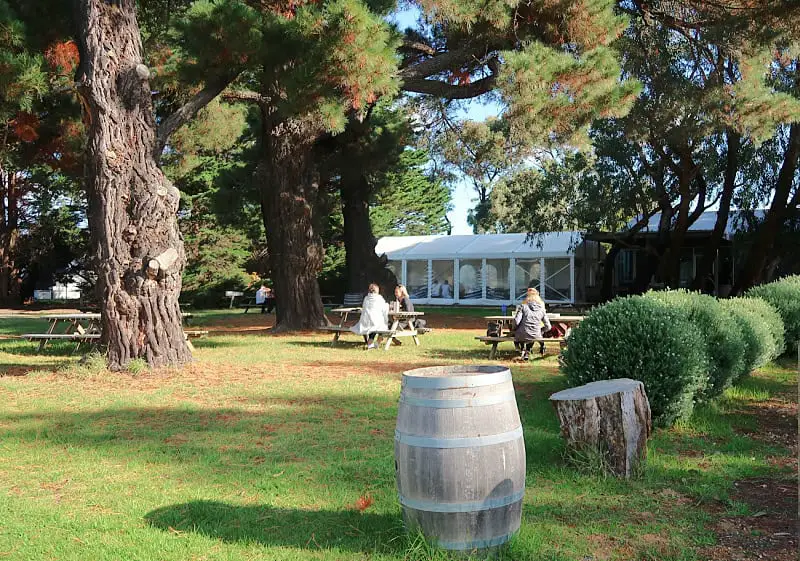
left=549, top=378, right=652, bottom=478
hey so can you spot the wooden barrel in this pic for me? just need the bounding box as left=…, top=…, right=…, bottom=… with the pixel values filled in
left=394, top=365, right=526, bottom=551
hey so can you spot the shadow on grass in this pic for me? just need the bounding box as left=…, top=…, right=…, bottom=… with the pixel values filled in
left=189, top=338, right=246, bottom=350
left=288, top=340, right=366, bottom=350
left=0, top=340, right=92, bottom=358
left=145, top=500, right=406, bottom=554
left=0, top=360, right=72, bottom=376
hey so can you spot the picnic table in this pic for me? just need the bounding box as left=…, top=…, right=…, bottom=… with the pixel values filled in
left=476, top=313, right=585, bottom=359
left=320, top=308, right=426, bottom=349
left=20, top=312, right=199, bottom=353
left=483, top=313, right=585, bottom=333
left=22, top=313, right=103, bottom=352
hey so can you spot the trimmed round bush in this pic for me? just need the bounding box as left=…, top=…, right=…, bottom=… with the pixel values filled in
left=720, top=297, right=785, bottom=377
left=644, top=290, right=745, bottom=400
left=560, top=295, right=707, bottom=427
left=747, top=275, right=800, bottom=353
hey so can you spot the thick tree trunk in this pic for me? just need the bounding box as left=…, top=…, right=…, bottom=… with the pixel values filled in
left=734, top=123, right=800, bottom=293
left=600, top=244, right=621, bottom=301
left=550, top=379, right=652, bottom=478
left=258, top=116, right=326, bottom=331
left=341, top=172, right=397, bottom=296
left=659, top=166, right=696, bottom=288
left=0, top=169, right=19, bottom=304
left=76, top=0, right=191, bottom=370
left=692, top=131, right=740, bottom=292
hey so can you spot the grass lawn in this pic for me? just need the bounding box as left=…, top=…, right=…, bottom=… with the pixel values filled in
left=0, top=311, right=795, bottom=560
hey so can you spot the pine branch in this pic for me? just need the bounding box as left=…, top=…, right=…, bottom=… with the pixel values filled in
left=401, top=39, right=436, bottom=57
left=398, top=46, right=491, bottom=80
left=401, top=75, right=496, bottom=99
left=154, top=71, right=242, bottom=162
left=222, top=90, right=269, bottom=104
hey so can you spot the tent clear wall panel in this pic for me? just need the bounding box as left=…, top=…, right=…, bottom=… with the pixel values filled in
left=378, top=233, right=603, bottom=305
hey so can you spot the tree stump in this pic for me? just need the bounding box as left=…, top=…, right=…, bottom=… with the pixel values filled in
left=549, top=378, right=651, bottom=478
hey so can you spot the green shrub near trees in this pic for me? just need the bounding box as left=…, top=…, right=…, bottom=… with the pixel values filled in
left=721, top=297, right=785, bottom=378
left=561, top=288, right=793, bottom=427
left=747, top=275, right=800, bottom=352
left=561, top=295, right=707, bottom=427
left=644, top=290, right=745, bottom=400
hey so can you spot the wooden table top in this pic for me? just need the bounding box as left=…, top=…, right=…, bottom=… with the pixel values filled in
left=43, top=313, right=101, bottom=320
left=484, top=314, right=585, bottom=322
left=43, top=312, right=193, bottom=320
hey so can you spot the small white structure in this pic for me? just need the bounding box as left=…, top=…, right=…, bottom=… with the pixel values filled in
left=35, top=277, right=83, bottom=301
left=376, top=232, right=604, bottom=305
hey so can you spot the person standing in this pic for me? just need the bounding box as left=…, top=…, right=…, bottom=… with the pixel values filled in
left=440, top=279, right=452, bottom=299
left=351, top=284, right=389, bottom=349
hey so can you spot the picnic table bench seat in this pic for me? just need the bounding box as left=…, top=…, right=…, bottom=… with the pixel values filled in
left=20, top=333, right=102, bottom=341
left=475, top=335, right=567, bottom=359
left=236, top=297, right=258, bottom=312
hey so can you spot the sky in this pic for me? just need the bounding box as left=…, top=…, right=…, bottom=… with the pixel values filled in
left=387, top=8, right=502, bottom=236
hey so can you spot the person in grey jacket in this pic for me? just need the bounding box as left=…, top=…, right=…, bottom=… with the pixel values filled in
left=513, top=293, right=551, bottom=360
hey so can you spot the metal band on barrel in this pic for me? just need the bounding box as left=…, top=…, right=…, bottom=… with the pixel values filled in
left=394, top=426, right=523, bottom=448
left=437, top=529, right=521, bottom=551
left=399, top=391, right=516, bottom=409
left=402, top=370, right=511, bottom=389
left=399, top=489, right=524, bottom=513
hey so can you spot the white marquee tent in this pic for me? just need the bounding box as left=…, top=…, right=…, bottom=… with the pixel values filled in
left=375, top=232, right=603, bottom=305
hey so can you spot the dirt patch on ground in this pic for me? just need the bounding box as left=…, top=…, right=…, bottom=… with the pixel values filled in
left=738, top=397, right=798, bottom=453
left=700, top=477, right=798, bottom=561
left=701, top=380, right=798, bottom=561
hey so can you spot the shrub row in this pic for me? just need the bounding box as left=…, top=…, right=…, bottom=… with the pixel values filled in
left=561, top=290, right=786, bottom=427
left=720, top=297, right=784, bottom=376
left=746, top=275, right=800, bottom=352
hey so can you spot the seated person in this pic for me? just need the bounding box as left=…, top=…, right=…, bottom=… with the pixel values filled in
left=264, top=287, right=276, bottom=313
left=255, top=285, right=268, bottom=313
left=513, top=289, right=551, bottom=360
left=430, top=278, right=441, bottom=298
left=393, top=284, right=426, bottom=335
left=350, top=283, right=389, bottom=350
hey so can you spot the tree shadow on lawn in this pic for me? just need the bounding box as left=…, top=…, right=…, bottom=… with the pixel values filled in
left=0, top=360, right=71, bottom=376
left=288, top=340, right=367, bottom=350
left=145, top=500, right=407, bottom=555
left=189, top=338, right=246, bottom=350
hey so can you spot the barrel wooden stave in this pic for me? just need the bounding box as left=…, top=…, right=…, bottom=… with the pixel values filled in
left=395, top=365, right=526, bottom=551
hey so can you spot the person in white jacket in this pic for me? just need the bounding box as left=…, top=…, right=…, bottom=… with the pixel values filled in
left=350, top=283, right=389, bottom=349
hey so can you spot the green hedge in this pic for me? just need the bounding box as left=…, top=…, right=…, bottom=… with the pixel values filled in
left=561, top=295, right=707, bottom=427
left=644, top=290, right=745, bottom=400
left=747, top=275, right=800, bottom=352
left=720, top=297, right=784, bottom=378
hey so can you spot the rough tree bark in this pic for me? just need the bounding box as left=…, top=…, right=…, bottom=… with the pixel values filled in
left=0, top=168, right=19, bottom=304
left=75, top=0, right=191, bottom=370
left=734, top=123, right=800, bottom=293
left=257, top=114, right=327, bottom=331
left=692, top=130, right=740, bottom=292
left=550, top=378, right=652, bottom=478
left=340, top=171, right=397, bottom=297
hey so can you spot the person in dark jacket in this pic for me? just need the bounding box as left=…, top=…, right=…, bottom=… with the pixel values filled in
left=513, top=292, right=551, bottom=360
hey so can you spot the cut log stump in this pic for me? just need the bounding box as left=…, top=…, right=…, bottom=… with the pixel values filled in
left=549, top=378, right=651, bottom=478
